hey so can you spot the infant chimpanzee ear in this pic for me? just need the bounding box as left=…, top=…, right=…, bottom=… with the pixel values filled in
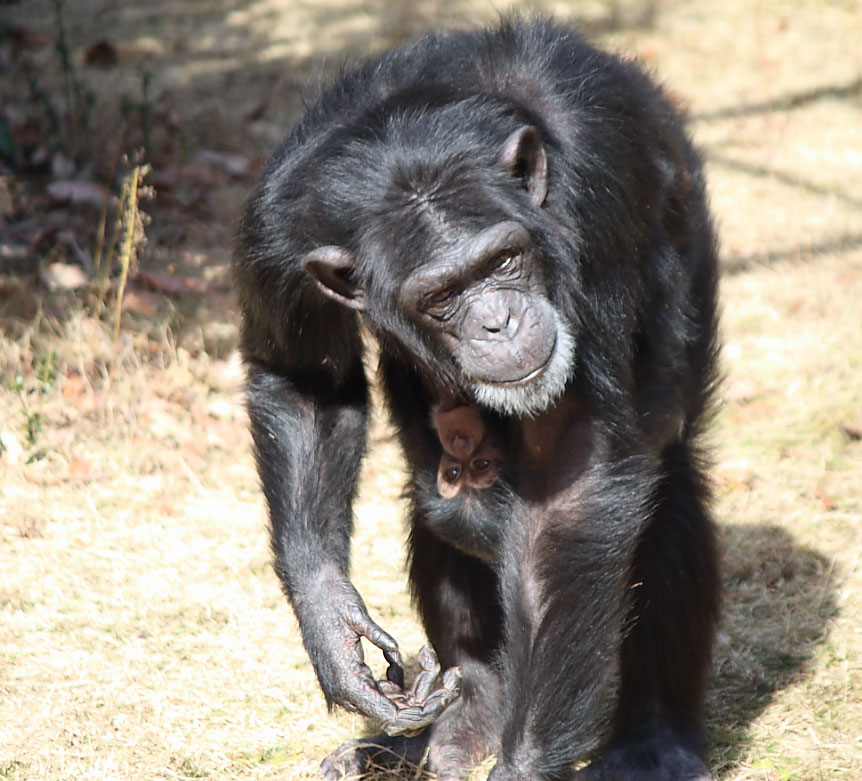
left=497, top=125, right=548, bottom=207
left=302, top=246, right=366, bottom=310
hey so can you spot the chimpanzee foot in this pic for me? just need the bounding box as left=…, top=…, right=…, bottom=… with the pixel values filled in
left=575, top=729, right=710, bottom=781
left=320, top=734, right=485, bottom=779
left=320, top=691, right=496, bottom=779
left=319, top=726, right=490, bottom=780
left=320, top=732, right=429, bottom=779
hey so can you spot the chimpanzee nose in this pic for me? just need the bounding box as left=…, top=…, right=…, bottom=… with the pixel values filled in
left=483, top=310, right=511, bottom=334
left=479, top=294, right=516, bottom=336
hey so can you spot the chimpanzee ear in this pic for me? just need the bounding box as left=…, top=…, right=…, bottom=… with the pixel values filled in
left=497, top=125, right=548, bottom=207
left=302, top=246, right=366, bottom=310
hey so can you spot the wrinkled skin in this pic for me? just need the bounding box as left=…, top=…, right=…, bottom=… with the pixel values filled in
left=297, top=571, right=461, bottom=736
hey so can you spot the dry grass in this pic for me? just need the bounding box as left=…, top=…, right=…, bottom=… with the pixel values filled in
left=1, top=0, right=861, bottom=779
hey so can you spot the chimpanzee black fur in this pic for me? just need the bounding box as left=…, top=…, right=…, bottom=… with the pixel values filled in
left=234, top=16, right=720, bottom=780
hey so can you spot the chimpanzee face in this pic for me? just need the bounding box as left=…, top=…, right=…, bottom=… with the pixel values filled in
left=398, top=220, right=575, bottom=416
left=301, top=125, right=576, bottom=417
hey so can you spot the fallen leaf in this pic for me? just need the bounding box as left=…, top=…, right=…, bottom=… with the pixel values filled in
left=136, top=269, right=211, bottom=295
left=40, top=262, right=88, bottom=290
left=85, top=39, right=119, bottom=67
left=814, top=490, right=836, bottom=511
left=123, top=288, right=161, bottom=316
left=47, top=180, right=111, bottom=207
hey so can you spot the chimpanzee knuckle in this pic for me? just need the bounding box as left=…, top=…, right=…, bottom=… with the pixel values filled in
left=342, top=600, right=366, bottom=628
left=385, top=645, right=404, bottom=665
left=441, top=666, right=463, bottom=692
left=369, top=626, right=400, bottom=657
left=381, top=720, right=404, bottom=737
left=381, top=711, right=424, bottom=737
left=378, top=679, right=406, bottom=700
left=417, top=686, right=458, bottom=720
left=345, top=608, right=392, bottom=651
left=411, top=702, right=444, bottom=726
left=416, top=643, right=440, bottom=672
left=408, top=671, right=436, bottom=705
left=364, top=622, right=386, bottom=645
left=349, top=680, right=396, bottom=722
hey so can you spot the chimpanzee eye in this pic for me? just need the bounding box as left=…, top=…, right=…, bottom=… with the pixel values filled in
left=491, top=250, right=519, bottom=272
left=444, top=465, right=462, bottom=483
left=427, top=286, right=458, bottom=307
left=431, top=288, right=454, bottom=303
left=471, top=458, right=491, bottom=471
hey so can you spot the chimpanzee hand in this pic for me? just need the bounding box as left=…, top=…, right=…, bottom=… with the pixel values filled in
left=299, top=572, right=461, bottom=736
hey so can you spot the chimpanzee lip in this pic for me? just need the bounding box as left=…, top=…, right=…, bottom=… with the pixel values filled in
left=485, top=337, right=556, bottom=387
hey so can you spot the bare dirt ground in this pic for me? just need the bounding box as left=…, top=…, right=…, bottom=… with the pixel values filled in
left=1, top=1, right=860, bottom=778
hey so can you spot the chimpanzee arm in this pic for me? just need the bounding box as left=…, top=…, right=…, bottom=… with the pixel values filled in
left=243, top=358, right=460, bottom=733
left=236, top=266, right=460, bottom=737
left=233, top=141, right=461, bottom=731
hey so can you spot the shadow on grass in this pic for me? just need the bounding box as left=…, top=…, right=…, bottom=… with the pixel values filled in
left=708, top=151, right=862, bottom=210
left=692, top=76, right=862, bottom=124
left=707, top=523, right=838, bottom=776
left=722, top=233, right=862, bottom=275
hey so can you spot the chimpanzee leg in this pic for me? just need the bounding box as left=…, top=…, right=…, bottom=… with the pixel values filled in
left=580, top=441, right=719, bottom=780
left=408, top=521, right=505, bottom=777
left=490, top=456, right=659, bottom=780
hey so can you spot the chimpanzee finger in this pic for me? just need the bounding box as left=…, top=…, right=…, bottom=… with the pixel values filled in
left=440, top=666, right=462, bottom=696
left=408, top=644, right=441, bottom=704
left=413, top=666, right=461, bottom=719
left=380, top=668, right=462, bottom=736
left=347, top=665, right=410, bottom=725
left=345, top=608, right=401, bottom=658
left=343, top=607, right=407, bottom=690
left=381, top=704, right=440, bottom=737
left=383, top=647, right=405, bottom=688
left=378, top=679, right=407, bottom=702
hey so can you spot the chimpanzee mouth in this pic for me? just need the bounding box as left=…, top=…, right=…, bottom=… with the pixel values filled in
left=487, top=345, right=555, bottom=388
left=472, top=315, right=576, bottom=417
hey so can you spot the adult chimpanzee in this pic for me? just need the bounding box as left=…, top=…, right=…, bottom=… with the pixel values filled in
left=234, top=16, right=720, bottom=781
